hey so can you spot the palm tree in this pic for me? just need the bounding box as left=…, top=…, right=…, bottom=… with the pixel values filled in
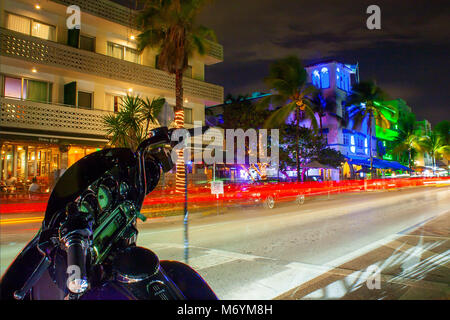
left=103, top=95, right=165, bottom=151
left=136, top=0, right=217, bottom=194
left=259, top=56, right=318, bottom=182
left=391, top=113, right=421, bottom=170
left=310, top=91, right=339, bottom=137
left=347, top=81, right=392, bottom=174
left=434, top=120, right=450, bottom=145
left=104, top=95, right=144, bottom=151
left=420, top=131, right=450, bottom=174
left=141, top=96, right=165, bottom=136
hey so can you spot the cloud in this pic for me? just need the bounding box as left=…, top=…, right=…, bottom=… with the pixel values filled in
left=199, top=0, right=450, bottom=63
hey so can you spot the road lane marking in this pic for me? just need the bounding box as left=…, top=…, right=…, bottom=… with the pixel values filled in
left=224, top=210, right=450, bottom=300
left=0, top=217, right=43, bottom=225
left=189, top=253, right=238, bottom=271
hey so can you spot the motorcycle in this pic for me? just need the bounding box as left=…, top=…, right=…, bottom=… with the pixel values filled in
left=0, top=126, right=217, bottom=300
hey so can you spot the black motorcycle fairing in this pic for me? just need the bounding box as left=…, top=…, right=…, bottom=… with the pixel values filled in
left=2, top=128, right=219, bottom=300
left=43, top=148, right=137, bottom=231
left=144, top=158, right=161, bottom=195
left=0, top=233, right=41, bottom=300
left=78, top=246, right=187, bottom=300
left=160, top=261, right=218, bottom=300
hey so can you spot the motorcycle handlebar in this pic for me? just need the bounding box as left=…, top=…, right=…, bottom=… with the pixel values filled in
left=65, top=234, right=90, bottom=294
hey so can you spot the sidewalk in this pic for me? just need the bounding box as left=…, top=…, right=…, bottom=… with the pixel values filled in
left=276, top=211, right=450, bottom=300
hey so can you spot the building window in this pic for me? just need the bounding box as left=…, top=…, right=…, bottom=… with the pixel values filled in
left=343, top=134, right=349, bottom=145
left=32, top=21, right=55, bottom=41
left=350, top=135, right=356, bottom=153
left=105, top=93, right=123, bottom=112
left=107, top=42, right=140, bottom=64
left=312, top=70, right=320, bottom=88
left=80, top=35, right=95, bottom=52
left=6, top=12, right=56, bottom=41
left=78, top=91, right=93, bottom=109
left=183, top=107, right=193, bottom=124
left=2, top=76, right=52, bottom=103
left=24, top=79, right=52, bottom=103
left=320, top=67, right=330, bottom=89
left=3, top=76, right=22, bottom=99
left=336, top=67, right=350, bottom=92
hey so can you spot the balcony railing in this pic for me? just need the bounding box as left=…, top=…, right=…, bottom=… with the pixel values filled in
left=0, top=97, right=109, bottom=136
left=0, top=28, right=223, bottom=104
left=49, top=0, right=223, bottom=62
left=51, top=0, right=138, bottom=28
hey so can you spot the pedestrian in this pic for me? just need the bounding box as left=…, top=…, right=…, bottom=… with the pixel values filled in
left=29, top=177, right=40, bottom=193
left=29, top=177, right=40, bottom=200
left=5, top=174, right=17, bottom=186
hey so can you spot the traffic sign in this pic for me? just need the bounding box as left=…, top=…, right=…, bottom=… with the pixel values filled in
left=211, top=180, right=224, bottom=195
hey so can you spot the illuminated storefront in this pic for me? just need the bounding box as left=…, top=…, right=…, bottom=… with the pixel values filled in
left=0, top=140, right=103, bottom=189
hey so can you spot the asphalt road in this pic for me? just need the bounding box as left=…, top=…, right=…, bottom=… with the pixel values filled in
left=1, top=185, right=449, bottom=299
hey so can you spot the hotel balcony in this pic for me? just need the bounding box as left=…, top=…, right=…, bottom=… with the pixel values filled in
left=0, top=96, right=109, bottom=141
left=49, top=0, right=223, bottom=63
left=0, top=27, right=224, bottom=105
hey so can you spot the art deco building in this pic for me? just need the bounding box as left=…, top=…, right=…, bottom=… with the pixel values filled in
left=0, top=0, right=223, bottom=187
left=304, top=60, right=410, bottom=178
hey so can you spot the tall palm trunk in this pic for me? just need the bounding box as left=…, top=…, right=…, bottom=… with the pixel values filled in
left=432, top=152, right=436, bottom=175
left=369, top=114, right=373, bottom=175
left=408, top=147, right=412, bottom=170
left=319, top=114, right=323, bottom=137
left=174, top=69, right=186, bottom=194
left=295, top=106, right=300, bottom=182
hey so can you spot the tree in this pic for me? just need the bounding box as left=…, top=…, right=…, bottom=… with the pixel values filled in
left=141, top=97, right=165, bottom=136
left=419, top=131, right=450, bottom=174
left=103, top=95, right=164, bottom=151
left=220, top=94, right=274, bottom=180
left=347, top=80, right=392, bottom=174
left=278, top=124, right=343, bottom=180
left=317, top=147, right=346, bottom=169
left=221, top=94, right=272, bottom=130
left=136, top=0, right=218, bottom=193
left=309, top=91, right=344, bottom=137
left=390, top=113, right=421, bottom=170
left=259, top=56, right=318, bottom=182
left=434, top=120, right=450, bottom=145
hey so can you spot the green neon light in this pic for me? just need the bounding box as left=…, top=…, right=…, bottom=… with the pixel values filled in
left=376, top=126, right=399, bottom=141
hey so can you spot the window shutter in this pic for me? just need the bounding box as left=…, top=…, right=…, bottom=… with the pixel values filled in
left=67, top=29, right=80, bottom=48
left=64, top=82, right=77, bottom=106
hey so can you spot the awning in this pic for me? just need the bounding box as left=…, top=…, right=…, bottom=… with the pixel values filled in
left=346, top=157, right=370, bottom=167
left=346, top=156, right=412, bottom=171
left=374, top=158, right=412, bottom=171
left=303, top=160, right=336, bottom=169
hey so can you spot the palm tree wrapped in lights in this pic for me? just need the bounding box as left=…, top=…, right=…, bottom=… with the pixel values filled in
left=136, top=0, right=218, bottom=195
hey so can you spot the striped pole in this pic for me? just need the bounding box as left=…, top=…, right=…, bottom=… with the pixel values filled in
left=174, top=108, right=185, bottom=194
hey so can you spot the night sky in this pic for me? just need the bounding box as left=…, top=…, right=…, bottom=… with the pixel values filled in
left=116, top=0, right=450, bottom=125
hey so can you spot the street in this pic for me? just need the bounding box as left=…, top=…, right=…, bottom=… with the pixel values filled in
left=1, top=185, right=449, bottom=299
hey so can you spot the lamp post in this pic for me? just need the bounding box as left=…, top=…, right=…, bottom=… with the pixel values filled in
left=183, top=164, right=189, bottom=264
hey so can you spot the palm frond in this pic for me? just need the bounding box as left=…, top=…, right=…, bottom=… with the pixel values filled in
left=263, top=102, right=297, bottom=128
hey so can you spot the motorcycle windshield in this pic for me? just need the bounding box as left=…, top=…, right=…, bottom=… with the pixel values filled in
left=43, top=148, right=137, bottom=229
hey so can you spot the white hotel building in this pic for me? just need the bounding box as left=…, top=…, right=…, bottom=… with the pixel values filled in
left=0, top=0, right=223, bottom=187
